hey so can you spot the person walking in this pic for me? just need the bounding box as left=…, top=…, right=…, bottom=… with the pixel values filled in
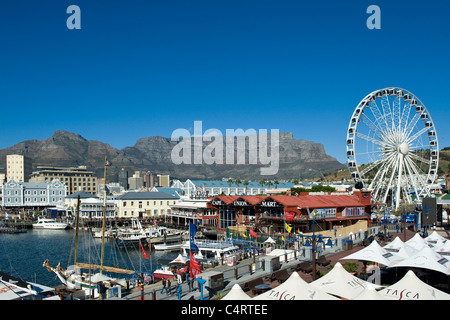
left=160, top=278, right=167, bottom=295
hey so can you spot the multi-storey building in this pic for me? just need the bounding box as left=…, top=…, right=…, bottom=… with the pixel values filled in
left=116, top=191, right=180, bottom=218
left=29, top=165, right=97, bottom=195
left=2, top=179, right=67, bottom=209
left=6, top=154, right=32, bottom=182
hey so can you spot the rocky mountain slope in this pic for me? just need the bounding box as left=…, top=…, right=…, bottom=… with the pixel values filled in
left=0, top=130, right=345, bottom=180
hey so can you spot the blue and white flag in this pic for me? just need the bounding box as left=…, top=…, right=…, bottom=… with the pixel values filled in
left=189, top=222, right=199, bottom=252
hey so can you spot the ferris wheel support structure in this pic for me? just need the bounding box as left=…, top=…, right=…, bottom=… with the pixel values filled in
left=346, top=87, right=439, bottom=210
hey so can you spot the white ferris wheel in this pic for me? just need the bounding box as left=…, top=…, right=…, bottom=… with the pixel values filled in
left=346, top=87, right=439, bottom=210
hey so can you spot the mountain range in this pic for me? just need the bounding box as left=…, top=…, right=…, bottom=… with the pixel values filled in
left=0, top=130, right=345, bottom=180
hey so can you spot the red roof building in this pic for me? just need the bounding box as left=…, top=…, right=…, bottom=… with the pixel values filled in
left=207, top=190, right=373, bottom=234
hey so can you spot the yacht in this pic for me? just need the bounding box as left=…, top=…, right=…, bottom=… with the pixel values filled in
left=32, top=218, right=69, bottom=230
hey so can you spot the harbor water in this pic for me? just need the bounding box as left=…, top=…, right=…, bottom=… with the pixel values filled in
left=0, top=228, right=180, bottom=288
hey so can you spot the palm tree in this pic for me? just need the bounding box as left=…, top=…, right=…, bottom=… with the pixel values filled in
left=235, top=179, right=242, bottom=194
left=292, top=179, right=299, bottom=185
left=266, top=180, right=273, bottom=189
left=227, top=178, right=233, bottom=195
left=259, top=180, right=265, bottom=193
left=243, top=181, right=249, bottom=195
left=274, top=180, right=279, bottom=189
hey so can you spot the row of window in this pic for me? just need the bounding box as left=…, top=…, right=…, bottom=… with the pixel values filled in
left=122, top=200, right=177, bottom=207
left=5, top=197, right=64, bottom=203
left=122, top=209, right=172, bottom=216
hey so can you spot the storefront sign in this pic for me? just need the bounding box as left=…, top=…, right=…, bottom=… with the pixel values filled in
left=233, top=200, right=249, bottom=206
left=210, top=199, right=224, bottom=206
left=260, top=200, right=279, bottom=207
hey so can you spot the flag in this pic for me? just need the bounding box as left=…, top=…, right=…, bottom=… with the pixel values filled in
left=105, top=158, right=111, bottom=166
left=243, top=233, right=247, bottom=238
left=285, top=222, right=292, bottom=233
left=139, top=241, right=149, bottom=260
left=249, top=228, right=258, bottom=238
left=282, top=236, right=285, bottom=241
left=190, top=252, right=201, bottom=278
left=189, top=222, right=199, bottom=252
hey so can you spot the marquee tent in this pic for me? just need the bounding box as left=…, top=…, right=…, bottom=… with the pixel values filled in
left=169, top=254, right=189, bottom=265
left=435, top=240, right=450, bottom=256
left=340, top=240, right=403, bottom=267
left=405, top=233, right=429, bottom=251
left=352, top=284, right=386, bottom=300
left=221, top=283, right=252, bottom=300
left=379, top=270, right=450, bottom=300
left=425, top=231, right=447, bottom=245
left=310, top=262, right=383, bottom=300
left=253, top=271, right=339, bottom=300
left=383, top=237, right=419, bottom=260
left=264, top=237, right=276, bottom=244
left=388, top=246, right=450, bottom=275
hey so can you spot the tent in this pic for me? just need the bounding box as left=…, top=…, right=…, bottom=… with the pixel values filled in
left=425, top=231, right=447, bottom=245
left=310, top=262, right=383, bottom=300
left=383, top=236, right=404, bottom=251
left=253, top=272, right=339, bottom=300
left=352, top=284, right=386, bottom=300
left=405, top=233, right=429, bottom=251
left=388, top=246, right=450, bottom=275
left=264, top=236, right=276, bottom=244
left=383, top=237, right=419, bottom=260
left=435, top=240, right=450, bottom=256
left=340, top=240, right=403, bottom=267
left=221, top=283, right=252, bottom=300
left=379, top=270, right=450, bottom=300
left=169, top=254, right=189, bottom=265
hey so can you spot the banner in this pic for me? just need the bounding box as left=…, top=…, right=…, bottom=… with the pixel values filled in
left=189, top=222, right=199, bottom=252
left=285, top=211, right=296, bottom=221
left=250, top=228, right=258, bottom=238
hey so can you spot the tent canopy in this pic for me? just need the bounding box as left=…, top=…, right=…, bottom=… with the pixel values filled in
left=379, top=270, right=450, bottom=300
left=253, top=272, right=339, bottom=300
left=222, top=284, right=252, bottom=300
left=340, top=240, right=403, bottom=267
left=169, top=254, right=189, bottom=265
left=310, top=262, right=383, bottom=300
left=352, top=284, right=386, bottom=300
left=389, top=246, right=450, bottom=275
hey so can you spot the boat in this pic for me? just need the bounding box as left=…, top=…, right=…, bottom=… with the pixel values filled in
left=0, top=270, right=56, bottom=300
left=32, top=218, right=69, bottom=230
left=153, top=240, right=184, bottom=251
left=181, top=238, right=240, bottom=263
left=153, top=265, right=175, bottom=280
left=153, top=255, right=188, bottom=280
left=115, top=218, right=153, bottom=247
left=43, top=157, right=136, bottom=299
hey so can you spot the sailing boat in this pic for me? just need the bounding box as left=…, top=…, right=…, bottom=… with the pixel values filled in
left=43, top=157, right=135, bottom=298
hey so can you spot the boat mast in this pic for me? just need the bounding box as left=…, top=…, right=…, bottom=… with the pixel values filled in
left=74, top=195, right=81, bottom=266
left=100, top=156, right=109, bottom=274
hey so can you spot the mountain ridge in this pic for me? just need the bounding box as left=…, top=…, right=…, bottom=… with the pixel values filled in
left=0, top=130, right=346, bottom=180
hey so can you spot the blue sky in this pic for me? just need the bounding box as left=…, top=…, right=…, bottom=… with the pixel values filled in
left=0, top=0, right=448, bottom=163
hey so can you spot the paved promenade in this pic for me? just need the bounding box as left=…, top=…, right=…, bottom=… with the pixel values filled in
left=120, top=226, right=449, bottom=300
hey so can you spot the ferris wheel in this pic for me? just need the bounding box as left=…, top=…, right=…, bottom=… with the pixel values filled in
left=346, top=87, right=439, bottom=209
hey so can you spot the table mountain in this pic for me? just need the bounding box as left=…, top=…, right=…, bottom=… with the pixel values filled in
left=0, top=130, right=345, bottom=180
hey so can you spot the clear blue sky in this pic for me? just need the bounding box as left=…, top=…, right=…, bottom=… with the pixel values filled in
left=0, top=0, right=448, bottom=163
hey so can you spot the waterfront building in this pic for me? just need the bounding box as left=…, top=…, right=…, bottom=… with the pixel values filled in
left=116, top=191, right=180, bottom=219
left=171, top=179, right=294, bottom=198
left=2, top=179, right=66, bottom=210
left=6, top=154, right=32, bottom=182
left=29, top=165, right=97, bottom=195
left=206, top=190, right=373, bottom=234
left=168, top=198, right=219, bottom=227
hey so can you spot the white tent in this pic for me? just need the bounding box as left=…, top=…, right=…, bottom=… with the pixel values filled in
left=340, top=240, right=403, bottom=267
left=389, top=246, right=450, bottom=275
left=379, top=270, right=450, bottom=300
left=383, top=236, right=404, bottom=251
left=221, top=283, right=252, bottom=300
left=264, top=236, right=276, bottom=244
left=405, top=233, right=429, bottom=251
left=435, top=240, right=450, bottom=256
left=425, top=231, right=447, bottom=245
left=352, top=284, right=386, bottom=300
left=310, top=262, right=383, bottom=300
left=383, top=237, right=419, bottom=260
left=169, top=254, right=189, bottom=265
left=253, top=272, right=339, bottom=300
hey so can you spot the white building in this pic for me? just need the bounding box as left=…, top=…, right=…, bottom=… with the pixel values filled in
left=6, top=154, right=32, bottom=182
